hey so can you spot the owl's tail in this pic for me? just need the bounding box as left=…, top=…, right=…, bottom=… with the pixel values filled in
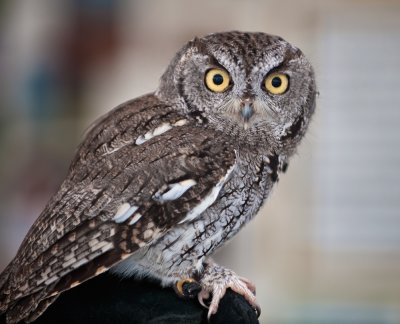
left=0, top=261, right=13, bottom=313
left=3, top=291, right=58, bottom=323
left=1, top=262, right=60, bottom=323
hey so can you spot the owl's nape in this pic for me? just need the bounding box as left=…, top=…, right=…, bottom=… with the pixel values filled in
left=0, top=31, right=316, bottom=323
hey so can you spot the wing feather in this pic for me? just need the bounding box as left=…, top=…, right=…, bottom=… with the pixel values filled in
left=0, top=94, right=236, bottom=322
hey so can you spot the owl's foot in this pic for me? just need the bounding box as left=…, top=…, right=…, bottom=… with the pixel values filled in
left=198, top=263, right=260, bottom=320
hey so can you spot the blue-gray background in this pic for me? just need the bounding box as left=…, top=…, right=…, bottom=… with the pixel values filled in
left=1, top=1, right=399, bottom=323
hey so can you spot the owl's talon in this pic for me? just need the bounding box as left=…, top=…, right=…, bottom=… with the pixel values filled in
left=175, top=278, right=200, bottom=298
left=198, top=290, right=211, bottom=308
left=254, top=303, right=261, bottom=318
left=198, top=263, right=261, bottom=319
left=205, top=285, right=260, bottom=320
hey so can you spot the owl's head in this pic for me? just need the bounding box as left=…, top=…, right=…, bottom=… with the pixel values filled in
left=157, top=31, right=316, bottom=154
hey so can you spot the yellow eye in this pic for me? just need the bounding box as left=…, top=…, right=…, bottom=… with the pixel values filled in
left=205, top=68, right=230, bottom=93
left=264, top=73, right=289, bottom=94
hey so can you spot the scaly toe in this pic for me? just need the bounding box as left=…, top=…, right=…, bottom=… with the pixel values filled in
left=239, top=276, right=256, bottom=295
left=229, top=279, right=260, bottom=317
left=197, top=262, right=261, bottom=319
left=207, top=287, right=227, bottom=320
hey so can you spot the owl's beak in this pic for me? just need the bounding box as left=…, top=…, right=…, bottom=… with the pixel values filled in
left=240, top=99, right=254, bottom=122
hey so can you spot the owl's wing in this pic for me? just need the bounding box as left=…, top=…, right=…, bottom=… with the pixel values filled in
left=0, top=94, right=237, bottom=322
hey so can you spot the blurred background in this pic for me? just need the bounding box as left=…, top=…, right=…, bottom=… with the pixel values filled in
left=1, top=0, right=399, bottom=323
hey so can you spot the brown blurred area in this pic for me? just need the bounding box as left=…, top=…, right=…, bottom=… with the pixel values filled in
left=1, top=1, right=400, bottom=323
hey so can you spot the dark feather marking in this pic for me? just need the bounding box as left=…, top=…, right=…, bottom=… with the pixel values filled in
left=179, top=242, right=198, bottom=260
left=267, top=154, right=279, bottom=183
left=280, top=116, right=303, bottom=141
left=200, top=239, right=218, bottom=259
left=255, top=159, right=267, bottom=187
left=88, top=188, right=108, bottom=209
left=162, top=234, right=184, bottom=252
left=281, top=161, right=288, bottom=173
left=188, top=110, right=208, bottom=124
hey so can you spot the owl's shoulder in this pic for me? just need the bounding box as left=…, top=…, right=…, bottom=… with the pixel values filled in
left=82, top=93, right=177, bottom=147
left=69, top=93, right=187, bottom=169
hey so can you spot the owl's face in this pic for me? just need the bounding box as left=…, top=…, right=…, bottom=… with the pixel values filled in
left=157, top=31, right=316, bottom=153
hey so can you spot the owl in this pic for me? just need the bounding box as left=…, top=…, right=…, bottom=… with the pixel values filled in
left=0, top=31, right=316, bottom=323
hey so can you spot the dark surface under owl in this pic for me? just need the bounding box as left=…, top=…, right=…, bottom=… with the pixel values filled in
left=0, top=273, right=259, bottom=324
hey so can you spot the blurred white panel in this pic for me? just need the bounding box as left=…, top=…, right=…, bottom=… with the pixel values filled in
left=314, top=7, right=400, bottom=252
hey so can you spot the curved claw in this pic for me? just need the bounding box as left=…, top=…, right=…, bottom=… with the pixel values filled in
left=197, top=290, right=210, bottom=309
left=254, top=303, right=261, bottom=318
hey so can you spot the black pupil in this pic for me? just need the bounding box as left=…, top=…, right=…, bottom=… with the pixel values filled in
left=213, top=74, right=224, bottom=85
left=271, top=76, right=282, bottom=88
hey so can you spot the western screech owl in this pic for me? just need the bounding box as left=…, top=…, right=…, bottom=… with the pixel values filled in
left=0, top=31, right=316, bottom=323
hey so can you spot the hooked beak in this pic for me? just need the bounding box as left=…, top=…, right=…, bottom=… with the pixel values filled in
left=240, top=99, right=254, bottom=123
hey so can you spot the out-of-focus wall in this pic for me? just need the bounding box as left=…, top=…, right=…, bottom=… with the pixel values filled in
left=0, top=1, right=399, bottom=323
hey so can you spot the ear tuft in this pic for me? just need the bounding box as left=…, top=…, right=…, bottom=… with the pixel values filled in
left=189, top=37, right=207, bottom=54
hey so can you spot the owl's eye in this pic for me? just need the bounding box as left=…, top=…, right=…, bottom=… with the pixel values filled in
left=205, top=68, right=230, bottom=93
left=264, top=73, right=289, bottom=95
